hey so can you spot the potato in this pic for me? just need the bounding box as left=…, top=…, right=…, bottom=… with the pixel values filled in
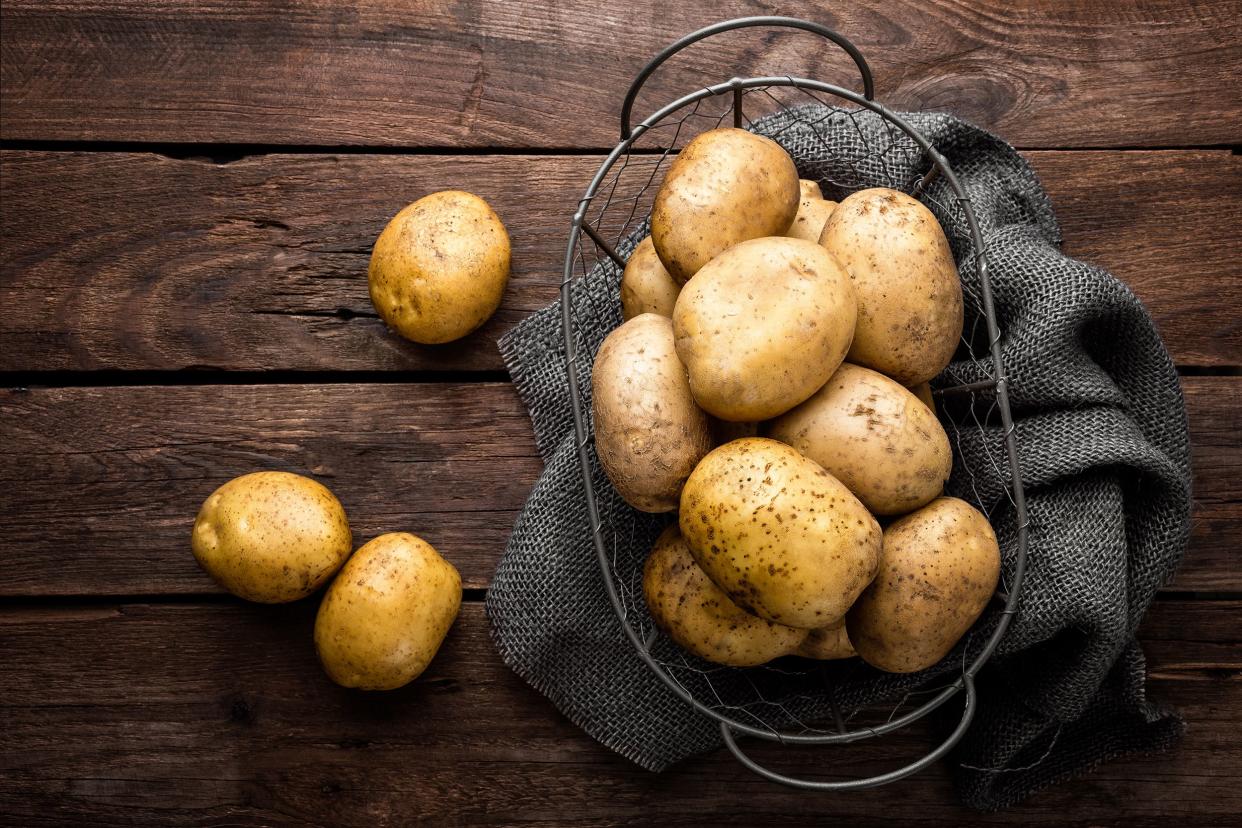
left=767, top=363, right=952, bottom=516
left=680, top=438, right=882, bottom=629
left=799, top=179, right=824, bottom=200
left=909, top=381, right=936, bottom=411
left=644, top=525, right=807, bottom=666
left=651, top=128, right=799, bottom=282
left=368, top=190, right=510, bottom=344
left=592, top=313, right=713, bottom=512
left=847, top=497, right=1000, bottom=673
left=819, top=188, right=964, bottom=385
left=795, top=619, right=855, bottom=660
left=708, top=417, right=760, bottom=447
left=786, top=196, right=837, bottom=242
left=620, top=236, right=680, bottom=320
left=673, top=237, right=856, bottom=422
left=191, top=471, right=352, bottom=603
left=315, top=532, right=462, bottom=690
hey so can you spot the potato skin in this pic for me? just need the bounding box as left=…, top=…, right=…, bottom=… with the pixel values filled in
left=680, top=438, right=882, bottom=629
left=652, top=128, right=799, bottom=283
left=620, top=236, right=680, bottom=320
left=819, top=188, right=963, bottom=385
left=368, top=190, right=510, bottom=344
left=592, top=314, right=713, bottom=512
left=672, top=237, right=857, bottom=422
left=644, top=525, right=807, bottom=666
left=191, top=471, right=352, bottom=603
left=847, top=497, right=1001, bottom=673
left=799, top=179, right=824, bottom=200
left=786, top=196, right=837, bottom=242
left=767, top=363, right=952, bottom=516
left=909, top=382, right=936, bottom=411
left=315, top=532, right=462, bottom=691
left=795, top=619, right=855, bottom=660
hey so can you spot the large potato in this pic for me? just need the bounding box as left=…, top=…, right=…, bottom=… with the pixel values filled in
left=368, top=190, right=510, bottom=344
left=673, top=237, right=856, bottom=422
left=592, top=313, right=713, bottom=512
left=680, top=438, right=882, bottom=629
left=315, top=532, right=462, bottom=690
left=848, top=497, right=1001, bottom=673
left=767, top=363, right=952, bottom=515
left=191, top=471, right=352, bottom=603
left=819, top=188, right=963, bottom=385
left=786, top=195, right=837, bottom=242
left=651, top=128, right=799, bottom=282
left=644, top=525, right=807, bottom=666
left=620, top=236, right=680, bottom=320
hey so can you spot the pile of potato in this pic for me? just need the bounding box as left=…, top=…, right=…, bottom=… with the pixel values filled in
left=596, top=127, right=1001, bottom=673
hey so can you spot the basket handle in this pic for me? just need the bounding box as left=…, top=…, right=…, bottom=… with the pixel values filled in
left=620, top=16, right=875, bottom=140
left=718, top=676, right=978, bottom=790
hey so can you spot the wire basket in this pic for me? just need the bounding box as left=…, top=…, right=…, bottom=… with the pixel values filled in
left=558, top=17, right=1029, bottom=790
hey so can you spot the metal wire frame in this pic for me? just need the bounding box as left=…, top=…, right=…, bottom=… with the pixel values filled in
left=558, top=17, right=1030, bottom=790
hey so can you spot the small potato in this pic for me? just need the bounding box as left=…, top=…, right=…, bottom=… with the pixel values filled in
left=708, top=417, right=760, bottom=447
left=315, top=532, right=462, bottom=690
left=680, top=438, right=882, bottom=629
left=848, top=497, right=1001, bottom=673
left=819, top=188, right=963, bottom=385
left=592, top=313, right=713, bottom=512
left=368, top=190, right=510, bottom=344
left=795, top=619, right=855, bottom=660
left=620, top=236, right=680, bottom=320
left=799, top=179, right=824, bottom=200
left=767, top=363, right=951, bottom=516
left=786, top=196, right=838, bottom=242
left=644, top=525, right=807, bottom=666
left=191, top=471, right=352, bottom=603
left=673, top=237, right=856, bottom=422
left=909, top=382, right=936, bottom=412
left=652, top=128, right=799, bottom=282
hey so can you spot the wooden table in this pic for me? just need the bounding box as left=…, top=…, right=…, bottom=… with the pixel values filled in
left=2, top=2, right=1239, bottom=824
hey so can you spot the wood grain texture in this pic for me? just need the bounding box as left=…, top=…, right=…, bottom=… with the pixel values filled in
left=0, top=600, right=1237, bottom=826
left=2, top=1, right=1240, bottom=148
left=2, top=150, right=1238, bottom=372
left=0, top=378, right=1235, bottom=596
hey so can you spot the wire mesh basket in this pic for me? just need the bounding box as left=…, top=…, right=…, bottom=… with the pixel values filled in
left=558, top=17, right=1029, bottom=789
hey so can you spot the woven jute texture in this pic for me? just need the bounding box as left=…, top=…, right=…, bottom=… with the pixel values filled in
left=486, top=106, right=1192, bottom=809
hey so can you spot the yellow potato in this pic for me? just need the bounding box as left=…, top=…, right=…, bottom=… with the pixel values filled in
left=708, top=417, right=760, bottom=447
left=620, top=236, right=680, bottom=320
left=643, top=525, right=807, bottom=666
left=795, top=619, right=855, bottom=660
left=368, top=190, right=510, bottom=344
left=673, top=237, right=856, bottom=421
left=680, top=438, right=882, bottom=629
left=799, top=179, right=824, bottom=200
left=191, top=471, right=352, bottom=603
left=592, top=313, right=713, bottom=512
left=786, top=196, right=838, bottom=242
left=767, top=363, right=952, bottom=516
left=651, top=128, right=799, bottom=282
left=315, top=532, right=462, bottom=690
left=848, top=497, right=1001, bottom=673
left=909, top=381, right=936, bottom=411
left=819, top=187, right=964, bottom=385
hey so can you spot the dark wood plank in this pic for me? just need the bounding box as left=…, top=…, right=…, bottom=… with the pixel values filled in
left=2, top=150, right=1238, bottom=372
left=0, top=378, right=1235, bottom=597
left=0, top=599, right=1236, bottom=826
left=2, top=1, right=1240, bottom=148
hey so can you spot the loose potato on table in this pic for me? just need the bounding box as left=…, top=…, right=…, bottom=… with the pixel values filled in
left=315, top=532, right=462, bottom=691
left=767, top=363, right=952, bottom=516
left=680, top=438, right=882, bottom=629
left=848, top=497, right=1001, bottom=674
left=652, top=127, right=800, bottom=283
left=644, top=525, right=807, bottom=667
left=620, top=236, right=680, bottom=320
left=673, top=237, right=856, bottom=422
left=592, top=313, right=713, bottom=512
left=191, top=471, right=352, bottom=603
left=368, top=190, right=510, bottom=344
left=819, top=187, right=964, bottom=386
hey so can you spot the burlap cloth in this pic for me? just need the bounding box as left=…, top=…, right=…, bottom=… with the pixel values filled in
left=486, top=107, right=1192, bottom=809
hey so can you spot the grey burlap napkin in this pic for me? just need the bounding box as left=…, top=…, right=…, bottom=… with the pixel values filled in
left=486, top=107, right=1192, bottom=809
